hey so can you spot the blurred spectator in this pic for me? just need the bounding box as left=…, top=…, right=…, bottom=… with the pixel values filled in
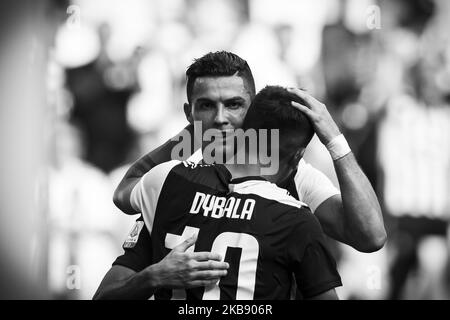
left=62, top=23, right=138, bottom=173
left=378, top=72, right=450, bottom=300
left=375, top=0, right=450, bottom=299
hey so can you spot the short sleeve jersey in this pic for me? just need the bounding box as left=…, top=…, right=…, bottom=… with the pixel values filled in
left=114, top=161, right=341, bottom=300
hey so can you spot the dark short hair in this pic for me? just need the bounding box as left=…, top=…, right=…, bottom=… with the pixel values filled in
left=186, top=51, right=256, bottom=103
left=243, top=85, right=314, bottom=154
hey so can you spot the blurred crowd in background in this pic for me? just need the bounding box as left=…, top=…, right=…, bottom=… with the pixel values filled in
left=1, top=0, right=450, bottom=299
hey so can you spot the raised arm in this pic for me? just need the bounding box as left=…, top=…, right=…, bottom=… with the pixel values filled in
left=113, top=124, right=194, bottom=214
left=289, top=88, right=386, bottom=253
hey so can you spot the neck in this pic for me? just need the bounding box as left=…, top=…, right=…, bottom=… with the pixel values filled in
left=224, top=163, right=260, bottom=178
left=224, top=151, right=279, bottom=184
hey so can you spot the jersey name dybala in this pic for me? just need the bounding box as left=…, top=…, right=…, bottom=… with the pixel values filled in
left=131, top=160, right=340, bottom=300
left=189, top=192, right=256, bottom=220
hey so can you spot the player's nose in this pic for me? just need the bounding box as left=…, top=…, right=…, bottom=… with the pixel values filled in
left=214, top=105, right=230, bottom=128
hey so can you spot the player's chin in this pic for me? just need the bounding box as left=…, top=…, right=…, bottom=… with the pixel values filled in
left=216, top=145, right=236, bottom=164
left=202, top=142, right=234, bottom=165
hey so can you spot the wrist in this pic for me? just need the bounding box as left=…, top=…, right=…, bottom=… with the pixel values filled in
left=144, top=264, right=161, bottom=289
left=321, top=127, right=341, bottom=145
left=326, top=134, right=351, bottom=161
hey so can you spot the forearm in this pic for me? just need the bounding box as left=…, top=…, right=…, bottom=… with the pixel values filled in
left=334, top=152, right=386, bottom=252
left=113, top=175, right=142, bottom=215
left=113, top=124, right=194, bottom=214
left=287, top=88, right=386, bottom=251
left=113, top=151, right=157, bottom=214
left=93, top=266, right=159, bottom=300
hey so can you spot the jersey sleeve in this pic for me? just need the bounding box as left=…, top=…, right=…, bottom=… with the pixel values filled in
left=130, top=160, right=180, bottom=235
left=288, top=212, right=342, bottom=299
left=294, top=159, right=340, bottom=213
left=112, top=216, right=152, bottom=272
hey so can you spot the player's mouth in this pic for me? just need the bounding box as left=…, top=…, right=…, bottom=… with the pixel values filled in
left=204, top=129, right=237, bottom=151
left=207, top=128, right=236, bottom=139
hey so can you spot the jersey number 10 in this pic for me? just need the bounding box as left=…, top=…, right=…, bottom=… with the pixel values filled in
left=165, top=226, right=259, bottom=300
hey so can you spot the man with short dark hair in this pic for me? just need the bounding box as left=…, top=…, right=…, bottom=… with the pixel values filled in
left=95, top=86, right=342, bottom=300
left=105, top=51, right=385, bottom=296
left=185, top=51, right=256, bottom=103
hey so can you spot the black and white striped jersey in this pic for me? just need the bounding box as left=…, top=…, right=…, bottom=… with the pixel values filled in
left=115, top=160, right=342, bottom=300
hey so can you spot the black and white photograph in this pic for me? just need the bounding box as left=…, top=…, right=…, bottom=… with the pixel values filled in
left=0, top=0, right=449, bottom=305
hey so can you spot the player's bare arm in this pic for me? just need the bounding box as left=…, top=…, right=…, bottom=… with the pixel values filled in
left=113, top=124, right=194, bottom=214
left=93, top=234, right=228, bottom=299
left=93, top=265, right=156, bottom=300
left=289, top=88, right=387, bottom=253
left=113, top=155, right=153, bottom=215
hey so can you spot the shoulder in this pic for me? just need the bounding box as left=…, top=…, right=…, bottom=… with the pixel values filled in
left=295, top=159, right=321, bottom=182
left=293, top=159, right=340, bottom=212
left=290, top=207, right=325, bottom=241
left=234, top=180, right=309, bottom=210
left=186, top=148, right=203, bottom=164
left=141, top=160, right=181, bottom=190
left=170, top=162, right=229, bottom=192
left=294, top=159, right=338, bottom=191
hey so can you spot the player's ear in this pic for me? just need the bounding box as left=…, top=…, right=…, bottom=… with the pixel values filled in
left=184, top=103, right=193, bottom=124
left=291, top=148, right=305, bottom=167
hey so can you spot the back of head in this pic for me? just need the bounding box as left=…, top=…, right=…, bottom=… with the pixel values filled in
left=242, top=85, right=314, bottom=157
left=186, top=51, right=256, bottom=102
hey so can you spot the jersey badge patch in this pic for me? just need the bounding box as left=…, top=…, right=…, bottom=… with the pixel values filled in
left=123, top=221, right=144, bottom=249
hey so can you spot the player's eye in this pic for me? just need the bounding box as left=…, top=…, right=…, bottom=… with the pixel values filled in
left=226, top=101, right=243, bottom=110
left=199, top=102, right=215, bottom=110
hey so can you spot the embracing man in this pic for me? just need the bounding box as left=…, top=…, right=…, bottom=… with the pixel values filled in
left=96, top=85, right=344, bottom=299
left=94, top=52, right=386, bottom=299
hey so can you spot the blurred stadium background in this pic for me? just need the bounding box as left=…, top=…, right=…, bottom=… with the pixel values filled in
left=1, top=0, right=449, bottom=299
